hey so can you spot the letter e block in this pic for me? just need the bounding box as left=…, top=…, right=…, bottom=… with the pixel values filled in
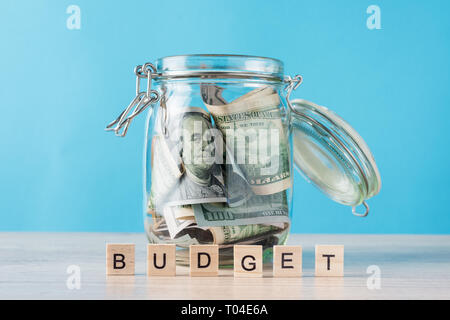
left=273, top=245, right=302, bottom=277
left=147, top=244, right=176, bottom=276
left=315, top=245, right=344, bottom=277
left=234, top=245, right=262, bottom=277
left=106, top=244, right=135, bottom=275
left=189, top=245, right=218, bottom=277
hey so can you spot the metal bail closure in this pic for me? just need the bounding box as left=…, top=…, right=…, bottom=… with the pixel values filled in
left=284, top=78, right=381, bottom=217
left=106, top=63, right=161, bottom=137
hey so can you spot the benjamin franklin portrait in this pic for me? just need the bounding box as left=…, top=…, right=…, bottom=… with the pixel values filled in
left=163, top=108, right=226, bottom=206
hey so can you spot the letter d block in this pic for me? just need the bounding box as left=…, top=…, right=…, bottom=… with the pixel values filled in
left=190, top=245, right=218, bottom=277
left=147, top=244, right=176, bottom=276
left=106, top=244, right=135, bottom=275
left=273, top=245, right=302, bottom=277
left=315, top=245, right=344, bottom=277
left=234, top=245, right=262, bottom=277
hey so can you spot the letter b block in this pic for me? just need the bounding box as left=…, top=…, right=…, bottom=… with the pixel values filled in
left=106, top=244, right=135, bottom=275
left=189, top=245, right=219, bottom=277
left=147, top=244, right=176, bottom=276
left=273, top=245, right=302, bottom=277
left=234, top=245, right=262, bottom=277
left=315, top=245, right=344, bottom=277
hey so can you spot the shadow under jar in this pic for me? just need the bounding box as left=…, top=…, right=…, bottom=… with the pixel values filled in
left=106, top=54, right=381, bottom=267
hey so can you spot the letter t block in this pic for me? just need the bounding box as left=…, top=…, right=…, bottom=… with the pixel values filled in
left=315, top=245, right=344, bottom=277
left=106, top=243, right=135, bottom=275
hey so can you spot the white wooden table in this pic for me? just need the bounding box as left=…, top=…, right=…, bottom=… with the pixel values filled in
left=1, top=233, right=449, bottom=299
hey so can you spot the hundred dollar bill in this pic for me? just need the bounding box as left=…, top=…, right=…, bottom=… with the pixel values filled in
left=205, top=86, right=291, bottom=195
left=192, top=191, right=289, bottom=227
left=150, top=107, right=227, bottom=209
left=232, top=86, right=273, bottom=103
left=222, top=144, right=253, bottom=207
left=209, top=223, right=282, bottom=245
left=149, top=135, right=183, bottom=210
left=200, top=85, right=253, bottom=207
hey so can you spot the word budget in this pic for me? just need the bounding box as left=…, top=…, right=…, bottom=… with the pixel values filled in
left=106, top=244, right=344, bottom=277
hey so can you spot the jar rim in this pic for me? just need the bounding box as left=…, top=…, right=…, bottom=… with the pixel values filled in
left=153, top=54, right=284, bottom=81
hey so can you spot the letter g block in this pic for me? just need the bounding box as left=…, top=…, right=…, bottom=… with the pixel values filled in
left=233, top=245, right=263, bottom=277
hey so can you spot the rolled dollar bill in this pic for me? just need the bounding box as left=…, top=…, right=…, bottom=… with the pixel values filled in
left=163, top=206, right=197, bottom=239
left=172, top=205, right=195, bottom=220
left=193, top=191, right=289, bottom=227
left=209, top=223, right=282, bottom=245
left=147, top=231, right=200, bottom=248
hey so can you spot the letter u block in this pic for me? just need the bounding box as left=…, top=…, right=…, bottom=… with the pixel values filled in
left=147, top=244, right=176, bottom=276
left=233, top=245, right=263, bottom=277
left=106, top=244, right=135, bottom=275
left=189, top=245, right=219, bottom=277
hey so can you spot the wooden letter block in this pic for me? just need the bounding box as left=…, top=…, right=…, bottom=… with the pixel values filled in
left=189, top=245, right=219, bottom=277
left=315, top=245, right=344, bottom=277
left=106, top=244, right=135, bottom=275
left=273, top=245, right=302, bottom=277
left=234, top=245, right=262, bottom=277
left=147, top=244, right=176, bottom=276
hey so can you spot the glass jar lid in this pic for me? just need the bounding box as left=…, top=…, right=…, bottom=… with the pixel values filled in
left=290, top=99, right=381, bottom=216
left=153, top=54, right=284, bottom=81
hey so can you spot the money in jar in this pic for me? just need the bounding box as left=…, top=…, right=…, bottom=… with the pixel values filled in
left=106, top=55, right=382, bottom=266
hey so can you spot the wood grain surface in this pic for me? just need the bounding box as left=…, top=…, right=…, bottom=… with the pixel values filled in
left=0, top=233, right=449, bottom=299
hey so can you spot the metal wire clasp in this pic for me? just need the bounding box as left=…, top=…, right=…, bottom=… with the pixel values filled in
left=106, top=63, right=160, bottom=137
left=284, top=74, right=303, bottom=107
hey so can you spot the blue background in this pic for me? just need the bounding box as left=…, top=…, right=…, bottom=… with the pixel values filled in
left=1, top=0, right=449, bottom=233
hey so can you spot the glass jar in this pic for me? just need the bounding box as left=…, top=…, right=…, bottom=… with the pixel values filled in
left=106, top=54, right=381, bottom=266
